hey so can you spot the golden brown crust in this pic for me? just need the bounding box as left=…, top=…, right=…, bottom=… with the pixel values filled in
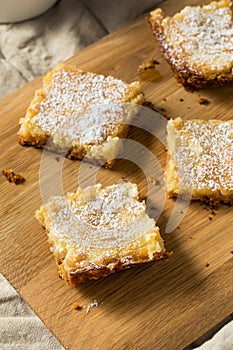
left=58, top=251, right=171, bottom=286
left=149, top=20, right=233, bottom=89
left=36, top=182, right=170, bottom=286
left=148, top=2, right=233, bottom=89
left=18, top=125, right=132, bottom=168
left=18, top=63, right=144, bottom=167
left=167, top=188, right=233, bottom=208
left=165, top=118, right=233, bottom=206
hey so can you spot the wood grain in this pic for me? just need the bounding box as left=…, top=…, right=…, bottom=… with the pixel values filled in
left=0, top=0, right=233, bottom=349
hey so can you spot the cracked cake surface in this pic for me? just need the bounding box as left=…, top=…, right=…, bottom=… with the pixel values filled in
left=36, top=182, right=168, bottom=286
left=149, top=0, right=233, bottom=89
left=18, top=63, right=144, bottom=167
left=166, top=117, right=233, bottom=205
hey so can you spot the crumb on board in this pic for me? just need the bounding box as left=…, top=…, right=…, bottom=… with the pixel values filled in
left=137, top=58, right=160, bottom=73
left=205, top=263, right=210, bottom=268
left=2, top=169, right=25, bottom=184
left=148, top=176, right=160, bottom=186
left=202, top=197, right=219, bottom=209
left=142, top=101, right=171, bottom=119
left=203, top=206, right=210, bottom=211
left=185, top=85, right=195, bottom=93
left=72, top=299, right=103, bottom=313
left=55, top=156, right=60, bottom=162
left=179, top=98, right=184, bottom=102
left=208, top=214, right=214, bottom=221
left=139, top=195, right=147, bottom=202
left=85, top=299, right=103, bottom=314
left=72, top=303, right=83, bottom=311
left=161, top=112, right=171, bottom=120
left=230, top=250, right=233, bottom=255
left=209, top=199, right=219, bottom=209
left=148, top=176, right=157, bottom=185
left=143, top=100, right=156, bottom=111
left=198, top=98, right=210, bottom=105
left=121, top=178, right=130, bottom=184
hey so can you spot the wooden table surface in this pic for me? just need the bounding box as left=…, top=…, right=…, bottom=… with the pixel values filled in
left=0, top=0, right=233, bottom=349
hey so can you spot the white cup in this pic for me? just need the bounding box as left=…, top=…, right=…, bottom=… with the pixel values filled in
left=0, top=0, right=58, bottom=23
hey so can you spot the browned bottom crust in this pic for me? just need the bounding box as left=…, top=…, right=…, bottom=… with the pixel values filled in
left=18, top=124, right=132, bottom=168
left=58, top=251, right=172, bottom=286
left=165, top=145, right=233, bottom=207
left=167, top=191, right=233, bottom=208
left=148, top=18, right=233, bottom=90
left=171, top=67, right=233, bottom=91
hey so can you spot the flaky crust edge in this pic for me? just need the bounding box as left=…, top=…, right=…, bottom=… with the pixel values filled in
left=148, top=9, right=233, bottom=89
left=58, top=250, right=172, bottom=287
left=165, top=118, right=233, bottom=206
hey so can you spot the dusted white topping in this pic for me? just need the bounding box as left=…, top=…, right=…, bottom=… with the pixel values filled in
left=38, top=182, right=160, bottom=250
left=30, top=68, right=134, bottom=144
left=171, top=119, right=233, bottom=192
left=161, top=0, right=233, bottom=73
left=36, top=182, right=166, bottom=285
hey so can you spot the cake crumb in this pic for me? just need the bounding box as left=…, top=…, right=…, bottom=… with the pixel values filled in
left=179, top=98, right=184, bottom=102
left=72, top=303, right=83, bottom=311
left=2, top=169, right=25, bottom=184
left=139, top=194, right=147, bottom=202
left=198, top=98, right=210, bottom=105
left=205, top=263, right=210, bottom=267
left=209, top=199, right=219, bottom=209
left=137, top=58, right=160, bottom=72
left=203, top=206, right=210, bottom=211
left=208, top=214, right=214, bottom=221
left=85, top=299, right=103, bottom=314
left=143, top=100, right=157, bottom=111
left=55, top=157, right=60, bottom=162
left=142, top=101, right=170, bottom=119
left=161, top=112, right=171, bottom=120
left=148, top=176, right=160, bottom=186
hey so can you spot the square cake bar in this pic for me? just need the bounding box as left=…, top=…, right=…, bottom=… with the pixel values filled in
left=36, top=182, right=169, bottom=286
left=18, top=63, right=144, bottom=167
left=166, top=117, right=233, bottom=205
left=149, top=0, right=233, bottom=89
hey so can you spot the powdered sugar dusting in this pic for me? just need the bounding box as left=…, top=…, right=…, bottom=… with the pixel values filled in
left=44, top=182, right=156, bottom=249
left=162, top=0, right=233, bottom=73
left=173, top=120, right=233, bottom=192
left=31, top=68, right=134, bottom=144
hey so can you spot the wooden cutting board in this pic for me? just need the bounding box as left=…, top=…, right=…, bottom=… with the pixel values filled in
left=0, top=0, right=233, bottom=349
